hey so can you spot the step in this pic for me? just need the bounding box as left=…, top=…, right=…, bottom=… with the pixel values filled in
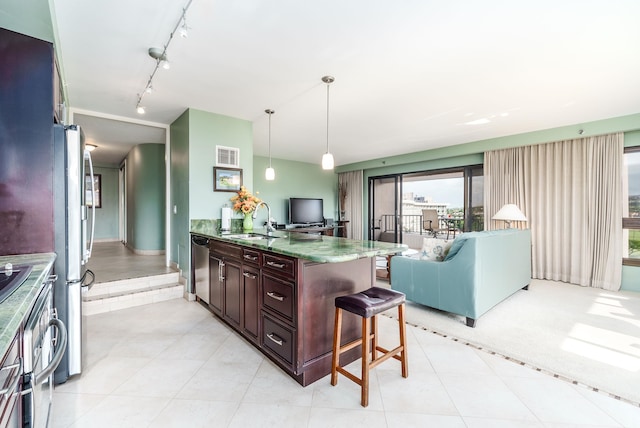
left=83, top=272, right=183, bottom=315
left=85, top=272, right=180, bottom=300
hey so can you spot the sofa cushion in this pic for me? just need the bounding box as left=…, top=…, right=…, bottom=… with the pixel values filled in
left=420, top=238, right=453, bottom=261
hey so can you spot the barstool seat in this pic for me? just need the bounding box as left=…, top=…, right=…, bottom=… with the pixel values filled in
left=331, top=286, right=408, bottom=407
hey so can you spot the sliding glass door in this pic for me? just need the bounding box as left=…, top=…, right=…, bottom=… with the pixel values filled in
left=368, top=175, right=402, bottom=242
left=368, top=166, right=483, bottom=249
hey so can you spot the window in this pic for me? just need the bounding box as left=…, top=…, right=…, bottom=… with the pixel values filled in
left=623, top=149, right=640, bottom=266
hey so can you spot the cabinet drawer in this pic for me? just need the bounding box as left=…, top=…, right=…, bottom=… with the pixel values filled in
left=262, top=313, right=294, bottom=365
left=262, top=274, right=294, bottom=322
left=263, top=253, right=295, bottom=279
left=210, top=240, right=242, bottom=260
left=242, top=248, right=261, bottom=265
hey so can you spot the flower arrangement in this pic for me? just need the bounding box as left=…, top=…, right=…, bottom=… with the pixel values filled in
left=230, top=186, right=261, bottom=214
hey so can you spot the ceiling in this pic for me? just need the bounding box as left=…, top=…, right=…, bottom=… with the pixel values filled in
left=51, top=0, right=640, bottom=167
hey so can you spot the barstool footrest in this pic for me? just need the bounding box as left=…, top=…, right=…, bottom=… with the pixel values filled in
left=370, top=345, right=405, bottom=370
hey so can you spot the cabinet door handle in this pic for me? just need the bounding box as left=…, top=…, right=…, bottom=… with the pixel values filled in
left=266, top=291, right=285, bottom=302
left=243, top=254, right=258, bottom=261
left=243, top=272, right=257, bottom=279
left=266, top=261, right=285, bottom=269
left=266, top=333, right=283, bottom=346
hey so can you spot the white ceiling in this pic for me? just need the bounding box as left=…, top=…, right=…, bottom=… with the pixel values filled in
left=52, top=0, right=640, bottom=167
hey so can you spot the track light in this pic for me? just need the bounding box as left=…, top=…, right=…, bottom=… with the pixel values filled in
left=134, top=0, right=193, bottom=114
left=179, top=14, right=189, bottom=38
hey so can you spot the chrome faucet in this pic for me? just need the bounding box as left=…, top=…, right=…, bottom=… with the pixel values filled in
left=253, top=201, right=275, bottom=234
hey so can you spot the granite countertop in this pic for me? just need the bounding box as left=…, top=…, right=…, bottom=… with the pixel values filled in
left=0, top=253, right=56, bottom=359
left=191, top=220, right=408, bottom=263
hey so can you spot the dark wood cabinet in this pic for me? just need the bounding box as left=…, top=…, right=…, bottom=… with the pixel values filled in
left=203, top=237, right=374, bottom=386
left=208, top=253, right=224, bottom=316
left=241, top=265, right=260, bottom=341
left=223, top=259, right=242, bottom=328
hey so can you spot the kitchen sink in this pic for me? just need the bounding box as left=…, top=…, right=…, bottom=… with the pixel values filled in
left=226, top=233, right=279, bottom=240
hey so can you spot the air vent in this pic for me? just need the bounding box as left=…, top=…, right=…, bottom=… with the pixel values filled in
left=216, top=146, right=240, bottom=167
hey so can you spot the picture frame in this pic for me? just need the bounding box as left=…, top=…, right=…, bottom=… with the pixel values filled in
left=86, top=174, right=102, bottom=208
left=213, top=167, right=243, bottom=192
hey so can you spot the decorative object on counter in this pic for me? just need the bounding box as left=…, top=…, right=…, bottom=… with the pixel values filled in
left=221, top=204, right=232, bottom=231
left=230, top=186, right=261, bottom=231
left=214, top=167, right=243, bottom=192
left=243, top=213, right=253, bottom=231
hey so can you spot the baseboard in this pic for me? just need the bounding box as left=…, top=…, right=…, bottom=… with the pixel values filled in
left=124, top=242, right=166, bottom=255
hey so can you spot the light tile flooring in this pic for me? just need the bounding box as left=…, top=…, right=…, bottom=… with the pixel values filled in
left=51, top=243, right=640, bottom=427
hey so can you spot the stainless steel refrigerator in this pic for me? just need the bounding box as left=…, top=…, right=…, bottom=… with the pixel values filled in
left=53, top=124, right=96, bottom=384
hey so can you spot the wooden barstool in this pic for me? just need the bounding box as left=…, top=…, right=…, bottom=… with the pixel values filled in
left=331, top=287, right=408, bottom=407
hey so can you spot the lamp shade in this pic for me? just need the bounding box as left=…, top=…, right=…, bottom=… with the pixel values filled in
left=265, top=167, right=275, bottom=181
left=492, top=204, right=527, bottom=228
left=322, top=152, right=334, bottom=170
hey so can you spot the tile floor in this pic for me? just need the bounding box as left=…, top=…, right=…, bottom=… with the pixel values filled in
left=51, top=242, right=640, bottom=427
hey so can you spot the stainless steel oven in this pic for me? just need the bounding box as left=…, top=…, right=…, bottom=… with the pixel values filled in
left=22, top=278, right=67, bottom=428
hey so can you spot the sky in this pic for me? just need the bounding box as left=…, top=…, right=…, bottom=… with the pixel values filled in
left=403, top=178, right=464, bottom=208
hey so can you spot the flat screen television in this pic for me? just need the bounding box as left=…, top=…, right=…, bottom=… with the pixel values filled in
left=288, top=198, right=324, bottom=225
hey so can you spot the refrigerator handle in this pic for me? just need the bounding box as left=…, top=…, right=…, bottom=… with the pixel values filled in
left=85, top=148, right=96, bottom=261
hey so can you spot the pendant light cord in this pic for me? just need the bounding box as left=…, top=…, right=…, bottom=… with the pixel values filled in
left=326, top=81, right=330, bottom=153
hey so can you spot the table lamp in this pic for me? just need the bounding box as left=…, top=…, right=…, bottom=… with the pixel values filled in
left=492, top=204, right=527, bottom=228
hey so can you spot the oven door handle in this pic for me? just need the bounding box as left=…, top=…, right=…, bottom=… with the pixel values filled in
left=32, top=318, right=68, bottom=387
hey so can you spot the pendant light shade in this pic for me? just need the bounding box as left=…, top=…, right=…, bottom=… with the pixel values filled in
left=321, top=75, right=335, bottom=170
left=265, top=109, right=275, bottom=181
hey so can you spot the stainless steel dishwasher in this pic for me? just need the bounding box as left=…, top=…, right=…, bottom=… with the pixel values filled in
left=191, top=235, right=210, bottom=304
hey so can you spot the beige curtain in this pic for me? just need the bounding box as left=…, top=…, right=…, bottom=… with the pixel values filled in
left=338, top=170, right=363, bottom=239
left=484, top=133, right=623, bottom=290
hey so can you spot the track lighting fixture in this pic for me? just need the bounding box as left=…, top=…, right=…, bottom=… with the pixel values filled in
left=135, top=0, right=193, bottom=114
left=179, top=14, right=189, bottom=38
left=265, top=109, right=275, bottom=181
left=321, top=75, right=335, bottom=170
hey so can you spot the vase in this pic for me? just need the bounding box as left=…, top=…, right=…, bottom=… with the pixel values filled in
left=243, top=213, right=253, bottom=231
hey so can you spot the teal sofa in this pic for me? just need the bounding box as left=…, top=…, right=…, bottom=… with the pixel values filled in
left=390, top=229, right=531, bottom=327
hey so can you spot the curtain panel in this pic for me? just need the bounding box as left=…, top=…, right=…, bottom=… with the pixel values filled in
left=484, top=133, right=623, bottom=290
left=338, top=170, right=363, bottom=240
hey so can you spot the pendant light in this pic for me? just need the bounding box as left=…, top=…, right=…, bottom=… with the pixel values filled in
left=321, top=75, right=335, bottom=170
left=265, top=109, right=275, bottom=181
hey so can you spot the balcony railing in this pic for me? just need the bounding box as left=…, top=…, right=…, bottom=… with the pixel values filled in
left=377, top=214, right=483, bottom=235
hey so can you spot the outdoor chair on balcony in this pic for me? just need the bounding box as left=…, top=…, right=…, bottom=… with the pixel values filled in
left=422, top=209, right=455, bottom=240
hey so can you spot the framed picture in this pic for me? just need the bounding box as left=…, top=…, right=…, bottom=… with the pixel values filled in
left=86, top=174, right=102, bottom=208
left=214, top=167, right=242, bottom=192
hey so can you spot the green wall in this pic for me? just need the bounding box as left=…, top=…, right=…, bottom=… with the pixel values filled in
left=0, top=0, right=53, bottom=42
left=188, top=109, right=254, bottom=219
left=170, top=110, right=190, bottom=274
left=171, top=108, right=253, bottom=282
left=253, top=156, right=338, bottom=225
left=126, top=144, right=165, bottom=251
left=93, top=166, right=119, bottom=240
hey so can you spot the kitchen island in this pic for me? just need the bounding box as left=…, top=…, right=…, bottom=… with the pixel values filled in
left=190, top=221, right=407, bottom=386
